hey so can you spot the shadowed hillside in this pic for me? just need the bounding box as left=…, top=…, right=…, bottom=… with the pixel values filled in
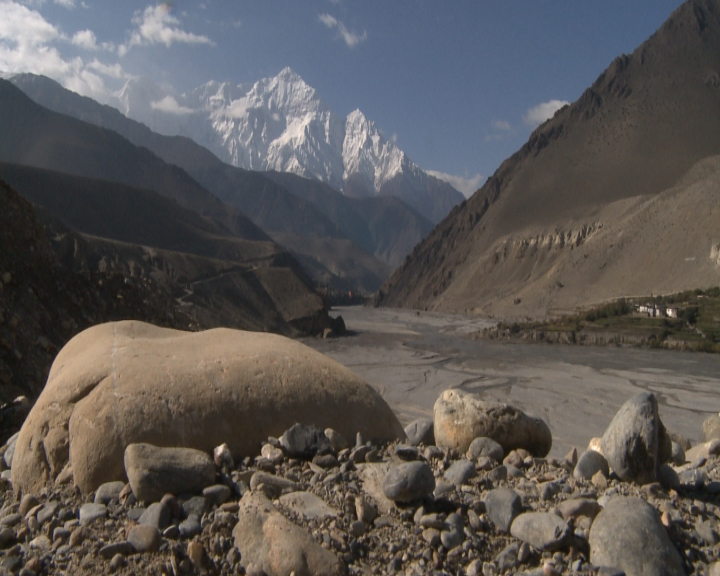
left=10, top=74, right=434, bottom=292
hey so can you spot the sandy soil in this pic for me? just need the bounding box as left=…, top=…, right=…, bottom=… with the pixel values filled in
left=302, top=306, right=720, bottom=458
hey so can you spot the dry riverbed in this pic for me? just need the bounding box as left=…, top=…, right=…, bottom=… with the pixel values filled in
left=303, top=306, right=720, bottom=458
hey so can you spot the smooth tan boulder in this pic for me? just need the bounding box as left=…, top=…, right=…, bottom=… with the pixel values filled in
left=433, top=389, right=552, bottom=457
left=12, top=321, right=404, bottom=494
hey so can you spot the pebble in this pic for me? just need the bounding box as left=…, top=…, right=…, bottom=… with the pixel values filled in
left=573, top=450, right=610, bottom=480
left=127, top=525, right=161, bottom=553
left=94, top=480, right=126, bottom=504
left=78, top=503, right=106, bottom=526
left=138, top=502, right=170, bottom=530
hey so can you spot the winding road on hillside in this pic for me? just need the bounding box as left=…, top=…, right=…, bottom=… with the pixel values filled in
left=302, top=306, right=720, bottom=458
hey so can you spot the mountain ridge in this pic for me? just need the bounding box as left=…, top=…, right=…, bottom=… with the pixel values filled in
left=114, top=67, right=464, bottom=223
left=377, top=0, right=720, bottom=318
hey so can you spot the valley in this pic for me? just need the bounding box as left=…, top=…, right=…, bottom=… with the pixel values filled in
left=303, top=306, right=720, bottom=458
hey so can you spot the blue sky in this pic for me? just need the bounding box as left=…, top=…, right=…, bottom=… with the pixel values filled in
left=0, top=0, right=683, bottom=195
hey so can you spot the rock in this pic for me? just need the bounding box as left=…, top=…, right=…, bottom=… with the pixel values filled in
left=37, top=501, right=59, bottom=525
left=261, top=444, right=284, bottom=464
left=233, top=491, right=346, bottom=576
left=78, top=503, right=106, bottom=526
left=444, top=459, right=476, bottom=486
left=382, top=462, right=435, bottom=502
left=589, top=496, right=684, bottom=576
left=686, top=439, right=720, bottom=462
left=573, top=450, right=610, bottom=481
left=69, top=526, right=89, bottom=547
left=485, top=488, right=523, bottom=533
left=124, top=443, right=215, bottom=503
left=18, top=494, right=39, bottom=517
left=601, top=392, right=671, bottom=484
left=280, top=424, right=331, bottom=459
left=0, top=527, right=14, bottom=549
left=404, top=419, right=435, bottom=446
left=587, top=437, right=604, bottom=455
left=433, top=389, right=552, bottom=456
left=510, top=512, right=569, bottom=551
left=324, top=428, right=348, bottom=452
left=99, top=541, right=133, bottom=559
left=213, top=443, right=234, bottom=469
left=669, top=441, right=685, bottom=466
left=556, top=498, right=602, bottom=521
left=127, top=525, right=161, bottom=553
left=179, top=514, right=202, bottom=539
left=250, top=472, right=299, bottom=498
left=94, top=480, right=126, bottom=505
left=187, top=540, right=205, bottom=569
left=441, top=528, right=463, bottom=550
left=355, top=494, right=377, bottom=525
left=658, top=464, right=681, bottom=491
left=178, top=497, right=206, bottom=520
left=138, top=502, right=171, bottom=530
left=12, top=321, right=404, bottom=493
left=203, top=484, right=231, bottom=506
left=394, top=444, right=419, bottom=460
left=696, top=520, right=719, bottom=545
left=467, top=437, right=504, bottom=462
left=702, top=413, right=720, bottom=442
left=278, top=491, right=339, bottom=519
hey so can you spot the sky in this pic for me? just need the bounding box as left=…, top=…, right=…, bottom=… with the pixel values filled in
left=0, top=0, right=685, bottom=197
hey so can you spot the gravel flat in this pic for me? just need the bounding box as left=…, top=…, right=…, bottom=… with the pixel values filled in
left=303, top=306, right=720, bottom=457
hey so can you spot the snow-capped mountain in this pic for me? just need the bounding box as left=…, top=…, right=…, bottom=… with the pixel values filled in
left=115, top=68, right=463, bottom=222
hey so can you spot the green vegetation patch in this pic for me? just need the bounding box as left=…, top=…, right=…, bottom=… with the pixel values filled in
left=493, top=288, right=720, bottom=353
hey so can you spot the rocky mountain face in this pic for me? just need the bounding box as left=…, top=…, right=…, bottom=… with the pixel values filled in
left=377, top=0, right=720, bottom=319
left=10, top=73, right=434, bottom=292
left=113, top=67, right=463, bottom=223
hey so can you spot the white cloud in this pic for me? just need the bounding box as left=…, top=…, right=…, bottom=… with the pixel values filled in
left=491, top=119, right=511, bottom=131
left=523, top=99, right=569, bottom=127
left=318, top=12, right=366, bottom=48
left=0, top=1, right=121, bottom=102
left=427, top=170, right=485, bottom=199
left=54, top=0, right=75, bottom=8
left=121, top=3, right=214, bottom=55
left=87, top=58, right=126, bottom=79
left=150, top=95, right=193, bottom=115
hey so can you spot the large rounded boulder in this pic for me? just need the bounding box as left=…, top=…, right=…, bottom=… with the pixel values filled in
left=12, top=321, right=404, bottom=493
left=433, top=389, right=552, bottom=457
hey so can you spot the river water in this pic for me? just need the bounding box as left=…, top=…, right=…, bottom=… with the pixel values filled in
left=302, top=306, right=720, bottom=457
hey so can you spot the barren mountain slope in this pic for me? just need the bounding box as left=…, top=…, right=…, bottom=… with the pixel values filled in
left=378, top=0, right=720, bottom=318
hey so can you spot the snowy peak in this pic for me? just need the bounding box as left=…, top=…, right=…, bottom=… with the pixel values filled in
left=114, top=68, right=463, bottom=222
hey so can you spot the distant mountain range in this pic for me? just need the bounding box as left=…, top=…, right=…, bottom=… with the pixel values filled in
left=113, top=67, right=463, bottom=223
left=377, top=0, right=720, bottom=319
left=10, top=73, right=434, bottom=293
left=0, top=78, right=333, bottom=334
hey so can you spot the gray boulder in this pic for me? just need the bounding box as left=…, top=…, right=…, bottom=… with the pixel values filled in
left=467, top=437, right=504, bottom=462
left=601, top=392, right=671, bottom=484
left=485, top=488, right=523, bottom=533
left=233, top=492, right=346, bottom=576
left=433, top=389, right=551, bottom=456
left=589, top=496, right=684, bottom=576
left=404, top=419, right=435, bottom=446
left=278, top=492, right=339, bottom=520
left=510, top=512, right=569, bottom=551
left=124, top=443, right=215, bottom=503
left=382, top=462, right=435, bottom=502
